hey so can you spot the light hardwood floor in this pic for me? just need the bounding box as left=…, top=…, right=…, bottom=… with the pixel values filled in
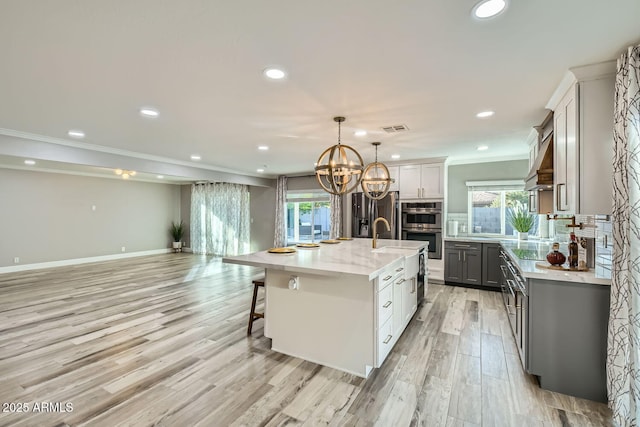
left=0, top=254, right=612, bottom=426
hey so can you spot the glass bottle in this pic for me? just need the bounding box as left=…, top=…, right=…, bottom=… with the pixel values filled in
left=568, top=232, right=579, bottom=269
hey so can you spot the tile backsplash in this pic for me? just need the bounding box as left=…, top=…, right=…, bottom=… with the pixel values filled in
left=446, top=213, right=469, bottom=236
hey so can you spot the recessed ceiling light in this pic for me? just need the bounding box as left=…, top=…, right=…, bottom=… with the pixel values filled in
left=157, top=175, right=164, bottom=179
left=140, top=107, right=159, bottom=118
left=258, top=145, right=269, bottom=151
left=190, top=155, right=201, bottom=161
left=264, top=68, right=286, bottom=80
left=68, top=130, right=85, bottom=138
left=477, top=145, right=489, bottom=151
left=24, top=159, right=36, bottom=165
left=391, top=154, right=401, bottom=160
left=472, top=0, right=507, bottom=19
left=257, top=168, right=265, bottom=173
left=354, top=130, right=367, bottom=137
left=476, top=111, right=495, bottom=118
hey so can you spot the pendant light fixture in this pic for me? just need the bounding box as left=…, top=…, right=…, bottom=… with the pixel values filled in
left=361, top=142, right=394, bottom=200
left=314, top=116, right=364, bottom=195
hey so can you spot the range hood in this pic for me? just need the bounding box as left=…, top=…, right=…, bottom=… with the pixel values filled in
left=524, top=132, right=554, bottom=191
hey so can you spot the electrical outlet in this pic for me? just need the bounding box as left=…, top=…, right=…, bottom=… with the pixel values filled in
left=121, top=247, right=126, bottom=252
left=13, top=257, right=19, bottom=264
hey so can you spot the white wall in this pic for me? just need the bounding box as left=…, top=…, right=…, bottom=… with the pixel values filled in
left=0, top=168, right=181, bottom=267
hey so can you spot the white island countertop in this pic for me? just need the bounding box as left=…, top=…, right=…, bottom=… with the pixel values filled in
left=223, top=238, right=427, bottom=280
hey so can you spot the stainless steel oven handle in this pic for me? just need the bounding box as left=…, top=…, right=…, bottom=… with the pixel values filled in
left=506, top=279, right=516, bottom=299
left=500, top=265, right=508, bottom=278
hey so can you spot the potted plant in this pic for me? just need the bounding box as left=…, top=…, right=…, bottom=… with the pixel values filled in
left=507, top=203, right=535, bottom=240
left=170, top=221, right=184, bottom=251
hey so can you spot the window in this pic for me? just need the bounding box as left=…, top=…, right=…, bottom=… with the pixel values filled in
left=466, top=181, right=538, bottom=237
left=286, top=191, right=332, bottom=244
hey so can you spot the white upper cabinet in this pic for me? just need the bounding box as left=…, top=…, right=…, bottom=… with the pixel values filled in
left=399, top=162, right=444, bottom=199
left=549, top=61, right=615, bottom=215
left=387, top=165, right=399, bottom=192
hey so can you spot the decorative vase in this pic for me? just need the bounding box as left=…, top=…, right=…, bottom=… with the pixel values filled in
left=518, top=232, right=528, bottom=240
left=546, top=243, right=566, bottom=266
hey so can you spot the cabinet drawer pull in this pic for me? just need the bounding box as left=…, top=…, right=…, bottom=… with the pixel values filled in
left=556, top=183, right=566, bottom=211
left=454, top=244, right=471, bottom=248
left=383, top=301, right=392, bottom=308
left=395, top=267, right=404, bottom=272
left=383, top=275, right=393, bottom=281
left=383, top=334, right=393, bottom=344
left=395, top=278, right=405, bottom=284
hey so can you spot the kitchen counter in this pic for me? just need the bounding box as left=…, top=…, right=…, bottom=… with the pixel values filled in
left=445, top=237, right=611, bottom=285
left=223, top=238, right=427, bottom=280
left=223, top=238, right=426, bottom=378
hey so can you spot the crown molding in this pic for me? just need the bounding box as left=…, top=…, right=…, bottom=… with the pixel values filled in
left=0, top=127, right=262, bottom=178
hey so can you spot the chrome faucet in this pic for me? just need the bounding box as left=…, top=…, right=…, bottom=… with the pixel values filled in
left=372, top=217, right=391, bottom=249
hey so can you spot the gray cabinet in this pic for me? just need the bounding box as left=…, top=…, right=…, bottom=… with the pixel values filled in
left=482, top=243, right=501, bottom=288
left=444, top=241, right=482, bottom=286
left=527, top=278, right=610, bottom=402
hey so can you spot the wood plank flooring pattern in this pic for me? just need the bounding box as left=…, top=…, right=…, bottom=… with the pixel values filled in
left=0, top=254, right=612, bottom=426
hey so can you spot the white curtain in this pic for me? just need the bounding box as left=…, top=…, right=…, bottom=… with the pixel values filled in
left=330, top=193, right=342, bottom=239
left=190, top=182, right=250, bottom=256
left=607, top=44, right=640, bottom=426
left=273, top=176, right=287, bottom=247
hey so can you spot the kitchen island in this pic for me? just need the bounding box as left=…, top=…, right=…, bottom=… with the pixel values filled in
left=223, top=238, right=427, bottom=378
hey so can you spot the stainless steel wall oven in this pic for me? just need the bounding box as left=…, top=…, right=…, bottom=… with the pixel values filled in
left=401, top=202, right=442, bottom=259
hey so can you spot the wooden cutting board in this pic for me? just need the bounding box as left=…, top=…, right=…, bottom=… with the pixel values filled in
left=535, top=262, right=589, bottom=272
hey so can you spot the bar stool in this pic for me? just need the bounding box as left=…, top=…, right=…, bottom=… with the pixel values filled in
left=247, top=279, right=265, bottom=335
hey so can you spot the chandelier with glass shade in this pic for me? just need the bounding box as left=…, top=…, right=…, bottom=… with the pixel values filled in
left=361, top=142, right=394, bottom=200
left=314, top=116, right=364, bottom=195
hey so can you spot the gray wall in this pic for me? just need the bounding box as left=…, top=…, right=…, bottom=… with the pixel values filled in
left=250, top=186, right=276, bottom=251
left=0, top=168, right=181, bottom=267
left=447, top=159, right=529, bottom=213
left=287, top=175, right=321, bottom=192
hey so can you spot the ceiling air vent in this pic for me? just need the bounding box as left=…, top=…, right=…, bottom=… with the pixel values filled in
left=382, top=124, right=409, bottom=133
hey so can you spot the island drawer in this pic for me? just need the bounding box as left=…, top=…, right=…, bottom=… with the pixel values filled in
left=377, top=317, right=394, bottom=364
left=445, top=241, right=482, bottom=251
left=377, top=259, right=404, bottom=292
left=377, top=283, right=393, bottom=328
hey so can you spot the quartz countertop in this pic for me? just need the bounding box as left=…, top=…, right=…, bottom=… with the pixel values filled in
left=222, top=239, right=427, bottom=280
left=445, top=237, right=611, bottom=286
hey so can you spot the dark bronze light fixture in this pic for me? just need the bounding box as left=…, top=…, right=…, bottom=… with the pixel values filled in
left=314, top=116, right=364, bottom=195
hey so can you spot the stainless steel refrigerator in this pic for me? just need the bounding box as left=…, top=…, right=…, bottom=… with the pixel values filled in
left=351, top=191, right=399, bottom=239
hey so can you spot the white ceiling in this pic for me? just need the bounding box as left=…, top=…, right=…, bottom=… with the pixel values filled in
left=1, top=1, right=639, bottom=180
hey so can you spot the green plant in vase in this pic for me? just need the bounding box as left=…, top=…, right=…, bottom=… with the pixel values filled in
left=170, top=221, right=184, bottom=251
left=507, top=203, right=535, bottom=240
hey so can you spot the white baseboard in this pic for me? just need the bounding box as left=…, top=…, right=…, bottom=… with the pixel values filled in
left=0, top=248, right=173, bottom=274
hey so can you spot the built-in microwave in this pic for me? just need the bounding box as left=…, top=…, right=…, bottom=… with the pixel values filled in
left=401, top=201, right=442, bottom=230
